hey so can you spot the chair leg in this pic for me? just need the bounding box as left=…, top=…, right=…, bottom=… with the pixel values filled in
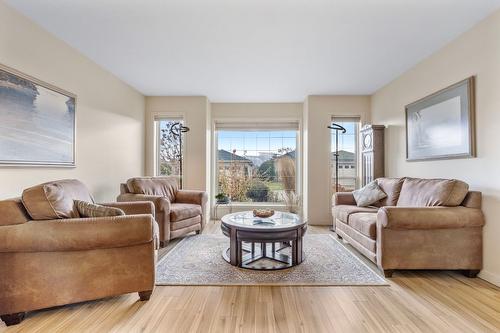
left=462, top=270, right=480, bottom=278
left=383, top=269, right=394, bottom=278
left=138, top=290, right=153, bottom=301
left=1, top=312, right=25, bottom=326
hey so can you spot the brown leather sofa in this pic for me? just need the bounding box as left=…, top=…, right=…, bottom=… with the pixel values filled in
left=117, top=177, right=208, bottom=247
left=333, top=177, right=484, bottom=278
left=0, top=179, right=158, bottom=326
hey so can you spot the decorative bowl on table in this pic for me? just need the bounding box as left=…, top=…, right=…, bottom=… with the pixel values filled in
left=252, top=209, right=274, bottom=218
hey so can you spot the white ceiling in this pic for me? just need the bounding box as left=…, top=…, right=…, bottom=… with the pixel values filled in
left=5, top=0, right=500, bottom=102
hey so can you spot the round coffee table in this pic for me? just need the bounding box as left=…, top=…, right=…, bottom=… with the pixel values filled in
left=220, top=211, right=307, bottom=270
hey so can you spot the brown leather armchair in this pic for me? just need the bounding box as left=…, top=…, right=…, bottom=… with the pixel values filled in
left=117, top=177, right=208, bottom=247
left=0, top=179, right=158, bottom=326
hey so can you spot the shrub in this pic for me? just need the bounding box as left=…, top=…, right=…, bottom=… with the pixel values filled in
left=246, top=180, right=270, bottom=202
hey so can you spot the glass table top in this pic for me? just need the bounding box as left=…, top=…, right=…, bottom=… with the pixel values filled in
left=221, top=211, right=305, bottom=230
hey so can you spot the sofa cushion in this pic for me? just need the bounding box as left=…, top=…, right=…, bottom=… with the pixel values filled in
left=397, top=178, right=469, bottom=207
left=75, top=200, right=125, bottom=218
left=22, top=179, right=94, bottom=220
left=348, top=212, right=377, bottom=239
left=170, top=203, right=202, bottom=222
left=352, top=181, right=387, bottom=207
left=0, top=198, right=31, bottom=226
left=126, top=177, right=178, bottom=201
left=334, top=205, right=378, bottom=224
left=374, top=177, right=405, bottom=207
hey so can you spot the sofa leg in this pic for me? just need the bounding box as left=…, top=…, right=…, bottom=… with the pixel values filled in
left=138, top=290, right=153, bottom=301
left=1, top=312, right=25, bottom=326
left=336, top=233, right=342, bottom=240
left=159, top=240, right=168, bottom=248
left=462, top=269, right=480, bottom=278
left=383, top=270, right=394, bottom=278
left=195, top=230, right=201, bottom=235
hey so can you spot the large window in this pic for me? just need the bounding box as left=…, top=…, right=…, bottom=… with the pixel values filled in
left=330, top=117, right=360, bottom=193
left=155, top=118, right=185, bottom=184
left=215, top=124, right=298, bottom=204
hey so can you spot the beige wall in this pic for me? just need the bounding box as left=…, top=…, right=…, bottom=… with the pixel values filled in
left=0, top=2, right=145, bottom=202
left=145, top=96, right=210, bottom=192
left=305, top=96, right=371, bottom=225
left=371, top=10, right=500, bottom=285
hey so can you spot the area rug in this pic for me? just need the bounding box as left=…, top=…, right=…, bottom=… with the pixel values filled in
left=156, top=234, right=387, bottom=286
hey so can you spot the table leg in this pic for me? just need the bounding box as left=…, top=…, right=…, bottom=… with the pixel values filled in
left=230, top=228, right=238, bottom=266
left=292, top=240, right=298, bottom=265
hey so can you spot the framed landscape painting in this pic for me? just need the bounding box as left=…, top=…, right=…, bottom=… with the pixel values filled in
left=0, top=64, right=76, bottom=166
left=405, top=77, right=475, bottom=161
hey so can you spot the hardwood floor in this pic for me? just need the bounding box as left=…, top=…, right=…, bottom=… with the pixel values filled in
left=1, top=221, right=499, bottom=333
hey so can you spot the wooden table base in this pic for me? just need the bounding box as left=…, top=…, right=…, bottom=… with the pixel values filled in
left=222, top=241, right=304, bottom=270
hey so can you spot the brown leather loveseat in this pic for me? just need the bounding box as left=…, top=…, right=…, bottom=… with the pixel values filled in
left=117, top=177, right=208, bottom=247
left=0, top=179, right=158, bottom=326
left=333, top=177, right=484, bottom=278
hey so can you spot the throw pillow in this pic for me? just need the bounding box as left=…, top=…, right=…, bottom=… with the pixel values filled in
left=352, top=181, right=387, bottom=207
left=74, top=200, right=125, bottom=218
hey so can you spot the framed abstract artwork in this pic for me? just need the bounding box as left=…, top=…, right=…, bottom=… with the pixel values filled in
left=405, top=77, right=475, bottom=161
left=0, top=63, right=76, bottom=166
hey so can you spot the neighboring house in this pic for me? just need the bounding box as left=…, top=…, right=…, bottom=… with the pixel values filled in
left=331, top=150, right=357, bottom=191
left=217, top=149, right=253, bottom=177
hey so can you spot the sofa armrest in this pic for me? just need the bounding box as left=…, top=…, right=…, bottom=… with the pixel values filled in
left=100, top=201, right=155, bottom=216
left=117, top=193, right=171, bottom=213
left=377, top=206, right=485, bottom=230
left=0, top=214, right=155, bottom=253
left=333, top=192, right=356, bottom=206
left=175, top=190, right=208, bottom=206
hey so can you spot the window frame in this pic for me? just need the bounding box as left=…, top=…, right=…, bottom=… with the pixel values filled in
left=211, top=118, right=302, bottom=209
left=329, top=116, right=361, bottom=194
left=151, top=113, right=186, bottom=184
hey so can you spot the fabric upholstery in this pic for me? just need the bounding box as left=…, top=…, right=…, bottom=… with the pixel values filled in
left=99, top=201, right=155, bottom=216
left=374, top=177, right=405, bottom=207
left=332, top=177, right=483, bottom=274
left=171, top=215, right=202, bottom=231
left=377, top=227, right=482, bottom=270
left=336, top=219, right=377, bottom=253
left=22, top=179, right=94, bottom=220
left=333, top=192, right=356, bottom=206
left=118, top=178, right=207, bottom=246
left=461, top=191, right=482, bottom=209
left=377, top=206, right=484, bottom=230
left=0, top=199, right=30, bottom=226
left=397, top=178, right=469, bottom=207
left=170, top=203, right=202, bottom=222
left=347, top=212, right=377, bottom=239
left=352, top=181, right=387, bottom=207
left=0, top=243, right=155, bottom=316
left=0, top=180, right=157, bottom=318
left=75, top=200, right=125, bottom=217
left=0, top=215, right=155, bottom=253
left=334, top=205, right=378, bottom=223
left=126, top=177, right=179, bottom=201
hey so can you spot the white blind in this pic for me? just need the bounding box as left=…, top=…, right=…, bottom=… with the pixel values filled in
left=154, top=116, right=183, bottom=121
left=215, top=121, right=299, bottom=131
left=331, top=116, right=360, bottom=123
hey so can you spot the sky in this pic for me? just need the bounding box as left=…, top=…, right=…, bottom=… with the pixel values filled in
left=330, top=121, right=357, bottom=153
left=218, top=130, right=297, bottom=156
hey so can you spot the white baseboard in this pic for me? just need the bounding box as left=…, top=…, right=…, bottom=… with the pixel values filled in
left=478, top=270, right=500, bottom=287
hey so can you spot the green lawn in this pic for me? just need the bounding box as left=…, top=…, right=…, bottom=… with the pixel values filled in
left=265, top=181, right=284, bottom=191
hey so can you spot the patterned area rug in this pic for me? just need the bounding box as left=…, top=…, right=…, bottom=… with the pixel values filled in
left=156, top=234, right=387, bottom=286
